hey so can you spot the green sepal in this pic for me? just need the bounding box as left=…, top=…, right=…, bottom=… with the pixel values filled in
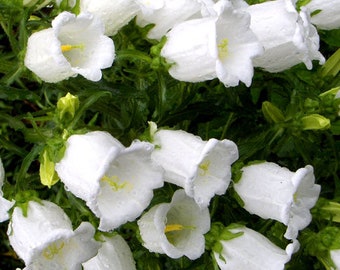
left=13, top=190, right=41, bottom=217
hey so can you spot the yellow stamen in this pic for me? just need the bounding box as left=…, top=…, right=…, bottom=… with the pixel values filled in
left=61, top=44, right=84, bottom=52
left=42, top=241, right=64, bottom=260
left=164, top=224, right=185, bottom=233
left=101, top=175, right=130, bottom=191
left=199, top=160, right=210, bottom=176
left=218, top=38, right=228, bottom=60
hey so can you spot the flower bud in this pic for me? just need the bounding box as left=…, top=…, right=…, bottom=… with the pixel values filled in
left=57, top=92, right=79, bottom=121
left=262, top=101, right=285, bottom=124
left=301, top=114, right=331, bottom=130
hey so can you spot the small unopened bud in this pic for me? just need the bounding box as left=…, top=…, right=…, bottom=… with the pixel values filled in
left=39, top=150, right=59, bottom=188
left=262, top=101, right=285, bottom=124
left=57, top=92, right=79, bottom=121
left=301, top=114, right=331, bottom=130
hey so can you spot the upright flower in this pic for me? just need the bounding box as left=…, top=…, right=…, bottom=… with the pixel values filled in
left=137, top=189, right=210, bottom=260
left=7, top=200, right=99, bottom=269
left=135, top=0, right=202, bottom=40
left=213, top=225, right=299, bottom=270
left=79, top=0, right=141, bottom=36
left=233, top=161, right=321, bottom=239
left=24, top=11, right=115, bottom=83
left=82, top=234, right=136, bottom=270
left=304, top=0, right=340, bottom=30
left=160, top=0, right=263, bottom=87
left=245, top=0, right=325, bottom=72
left=151, top=128, right=238, bottom=208
left=0, top=158, right=14, bottom=223
left=55, top=131, right=164, bottom=231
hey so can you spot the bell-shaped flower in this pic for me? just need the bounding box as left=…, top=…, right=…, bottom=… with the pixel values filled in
left=245, top=0, right=325, bottom=72
left=160, top=0, right=263, bottom=87
left=80, top=0, right=141, bottom=36
left=151, top=129, right=238, bottom=208
left=137, top=189, right=210, bottom=260
left=331, top=249, right=340, bottom=269
left=7, top=200, right=100, bottom=269
left=82, top=234, right=136, bottom=269
left=55, top=131, right=164, bottom=231
left=24, top=11, right=115, bottom=83
left=0, top=158, right=14, bottom=222
left=233, top=161, right=321, bottom=239
left=135, top=0, right=202, bottom=40
left=213, top=225, right=299, bottom=270
left=304, top=0, right=340, bottom=30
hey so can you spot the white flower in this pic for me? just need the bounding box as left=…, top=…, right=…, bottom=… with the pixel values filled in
left=7, top=200, right=99, bottom=269
left=137, top=189, right=210, bottom=260
left=135, top=0, right=202, bottom=40
left=24, top=11, right=115, bottom=83
left=213, top=225, right=299, bottom=270
left=246, top=0, right=325, bottom=72
left=55, top=131, right=164, bottom=231
left=304, top=0, right=340, bottom=30
left=331, top=249, right=340, bottom=270
left=151, top=129, right=238, bottom=208
left=80, top=0, right=141, bottom=36
left=233, top=161, right=321, bottom=239
left=82, top=234, right=136, bottom=270
left=160, top=0, right=263, bottom=87
left=0, top=158, right=14, bottom=223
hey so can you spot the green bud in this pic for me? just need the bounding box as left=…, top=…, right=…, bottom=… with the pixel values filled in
left=57, top=92, right=79, bottom=121
left=319, top=86, right=340, bottom=98
left=301, top=114, right=331, bottom=130
left=262, top=101, right=285, bottom=124
left=39, top=149, right=59, bottom=188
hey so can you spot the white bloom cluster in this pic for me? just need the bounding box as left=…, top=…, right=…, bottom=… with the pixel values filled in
left=24, top=0, right=329, bottom=85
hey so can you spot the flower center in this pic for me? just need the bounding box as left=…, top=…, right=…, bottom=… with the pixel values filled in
left=101, top=175, right=130, bottom=191
left=199, top=160, right=210, bottom=176
left=42, top=241, right=65, bottom=260
left=218, top=39, right=228, bottom=60
left=61, top=44, right=84, bottom=53
left=164, top=224, right=185, bottom=233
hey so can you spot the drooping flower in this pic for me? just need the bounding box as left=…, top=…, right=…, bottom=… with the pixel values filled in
left=0, top=158, right=14, bottom=223
left=245, top=0, right=325, bottom=72
left=331, top=249, right=340, bottom=270
left=160, top=0, right=263, bottom=87
left=135, top=0, right=202, bottom=40
left=304, top=0, right=340, bottom=30
left=233, top=161, right=321, bottom=239
left=213, top=225, right=299, bottom=270
left=7, top=200, right=100, bottom=269
left=151, top=128, right=238, bottom=208
left=55, top=131, right=164, bottom=231
left=82, top=234, right=136, bottom=270
left=24, top=11, right=115, bottom=83
left=137, top=189, right=210, bottom=260
left=79, top=0, right=141, bottom=36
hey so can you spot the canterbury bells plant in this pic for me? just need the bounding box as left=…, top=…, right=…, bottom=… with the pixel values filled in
left=213, top=225, right=299, bottom=270
left=80, top=0, right=141, bottom=36
left=151, top=127, right=238, bottom=208
left=7, top=200, right=99, bottom=269
left=304, top=0, right=340, bottom=30
left=233, top=161, right=321, bottom=239
left=137, top=189, right=210, bottom=260
left=160, top=0, right=263, bottom=87
left=82, top=234, right=136, bottom=270
left=24, top=11, right=115, bottom=83
left=135, top=0, right=202, bottom=40
left=55, top=131, right=164, bottom=231
left=245, top=0, right=325, bottom=72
